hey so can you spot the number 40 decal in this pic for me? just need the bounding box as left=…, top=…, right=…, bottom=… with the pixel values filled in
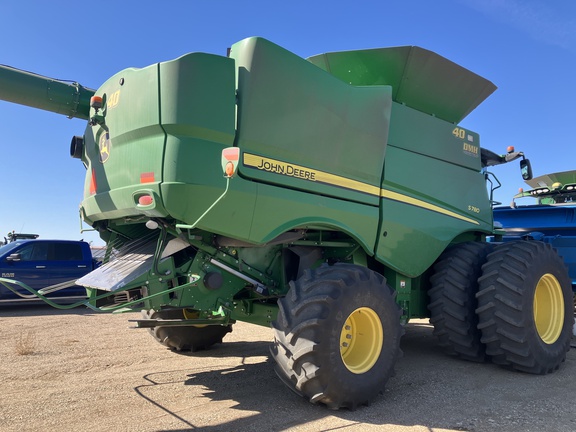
left=452, top=127, right=466, bottom=139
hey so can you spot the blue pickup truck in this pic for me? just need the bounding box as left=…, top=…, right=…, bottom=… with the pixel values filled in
left=0, top=237, right=99, bottom=304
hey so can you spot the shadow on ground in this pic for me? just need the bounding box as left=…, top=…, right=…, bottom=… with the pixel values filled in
left=132, top=322, right=576, bottom=432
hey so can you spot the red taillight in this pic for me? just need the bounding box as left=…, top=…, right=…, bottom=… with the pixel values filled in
left=138, top=195, right=153, bottom=206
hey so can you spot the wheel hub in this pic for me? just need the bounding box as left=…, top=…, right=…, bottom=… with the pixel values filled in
left=533, top=273, right=564, bottom=344
left=340, top=307, right=383, bottom=374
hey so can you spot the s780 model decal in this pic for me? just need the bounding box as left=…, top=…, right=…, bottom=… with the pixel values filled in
left=242, top=152, right=480, bottom=225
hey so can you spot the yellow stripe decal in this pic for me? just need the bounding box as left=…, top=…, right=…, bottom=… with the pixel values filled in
left=243, top=153, right=479, bottom=225
left=380, top=189, right=480, bottom=225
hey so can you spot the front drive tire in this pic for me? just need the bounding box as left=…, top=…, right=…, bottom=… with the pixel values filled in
left=476, top=241, right=573, bottom=374
left=271, top=264, right=403, bottom=410
left=428, top=242, right=493, bottom=362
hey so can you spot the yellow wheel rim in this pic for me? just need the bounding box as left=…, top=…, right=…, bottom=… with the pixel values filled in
left=183, top=309, right=208, bottom=328
left=533, top=273, right=564, bottom=344
left=340, top=307, right=383, bottom=374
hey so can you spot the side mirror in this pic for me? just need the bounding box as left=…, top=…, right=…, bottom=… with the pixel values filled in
left=6, top=253, right=21, bottom=262
left=520, top=159, right=533, bottom=181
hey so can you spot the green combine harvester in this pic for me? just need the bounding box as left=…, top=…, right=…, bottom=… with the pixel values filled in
left=1, top=37, right=573, bottom=409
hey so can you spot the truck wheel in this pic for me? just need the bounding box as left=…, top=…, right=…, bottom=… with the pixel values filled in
left=144, top=308, right=233, bottom=352
left=428, top=242, right=493, bottom=362
left=271, top=263, right=403, bottom=409
left=476, top=241, right=573, bottom=373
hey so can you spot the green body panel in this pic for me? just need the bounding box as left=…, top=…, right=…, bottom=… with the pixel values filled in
left=157, top=53, right=257, bottom=239
left=81, top=53, right=238, bottom=227
left=81, top=62, right=165, bottom=221
left=248, top=181, right=379, bottom=250
left=374, top=103, right=492, bottom=276
left=387, top=103, right=482, bottom=172
left=229, top=37, right=391, bottom=206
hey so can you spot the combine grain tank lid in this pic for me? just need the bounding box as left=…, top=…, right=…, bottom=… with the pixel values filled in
left=308, top=46, right=496, bottom=124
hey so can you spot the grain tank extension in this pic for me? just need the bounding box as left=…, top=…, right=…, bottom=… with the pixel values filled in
left=0, top=38, right=572, bottom=409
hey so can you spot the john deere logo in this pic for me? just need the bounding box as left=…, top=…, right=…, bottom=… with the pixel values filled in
left=99, top=133, right=111, bottom=163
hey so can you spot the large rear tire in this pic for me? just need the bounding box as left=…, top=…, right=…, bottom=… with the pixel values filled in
left=144, top=308, right=233, bottom=352
left=271, top=263, right=403, bottom=409
left=476, top=241, right=573, bottom=373
left=428, top=242, right=493, bottom=362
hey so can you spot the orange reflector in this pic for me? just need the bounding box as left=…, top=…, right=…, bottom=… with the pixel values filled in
left=90, top=96, right=103, bottom=109
left=519, top=188, right=524, bottom=193
left=138, top=195, right=153, bottom=206
left=225, top=161, right=235, bottom=177
left=140, top=172, right=155, bottom=184
left=90, top=168, right=97, bottom=195
left=507, top=146, right=515, bottom=153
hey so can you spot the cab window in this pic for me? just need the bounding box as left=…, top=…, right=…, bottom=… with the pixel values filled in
left=17, top=243, right=50, bottom=261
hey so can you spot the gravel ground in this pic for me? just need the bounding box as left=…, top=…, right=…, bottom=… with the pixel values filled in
left=1, top=305, right=575, bottom=432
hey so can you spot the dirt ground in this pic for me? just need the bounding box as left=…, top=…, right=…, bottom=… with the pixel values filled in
left=1, top=305, right=575, bottom=432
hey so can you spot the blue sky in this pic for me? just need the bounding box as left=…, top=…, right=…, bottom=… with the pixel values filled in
left=1, top=0, right=575, bottom=246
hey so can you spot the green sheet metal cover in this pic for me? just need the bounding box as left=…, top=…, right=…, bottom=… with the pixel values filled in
left=308, top=46, right=496, bottom=124
left=229, top=37, right=392, bottom=206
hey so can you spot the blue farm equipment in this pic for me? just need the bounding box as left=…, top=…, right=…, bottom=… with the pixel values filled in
left=493, top=169, right=576, bottom=336
left=493, top=170, right=576, bottom=291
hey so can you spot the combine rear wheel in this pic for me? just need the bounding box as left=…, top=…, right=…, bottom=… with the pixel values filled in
left=144, top=308, right=233, bottom=352
left=476, top=241, right=573, bottom=373
left=428, top=242, right=493, bottom=362
left=271, top=264, right=403, bottom=409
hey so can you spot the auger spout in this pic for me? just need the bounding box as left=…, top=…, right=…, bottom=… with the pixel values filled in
left=0, top=64, right=94, bottom=120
